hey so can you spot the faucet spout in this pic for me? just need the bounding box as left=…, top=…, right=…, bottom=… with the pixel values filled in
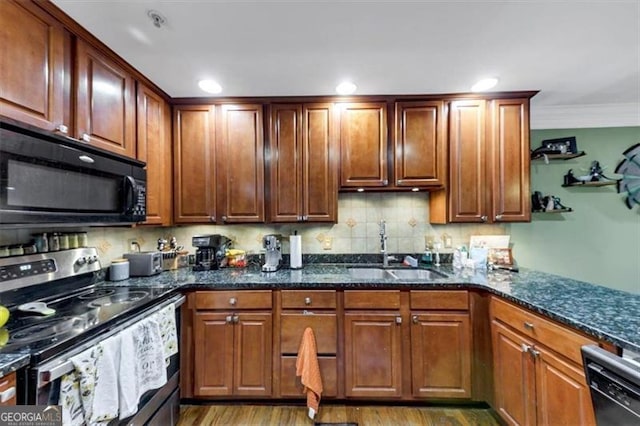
left=380, top=219, right=391, bottom=267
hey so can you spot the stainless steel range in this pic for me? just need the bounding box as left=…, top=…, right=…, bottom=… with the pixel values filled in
left=0, top=248, right=183, bottom=425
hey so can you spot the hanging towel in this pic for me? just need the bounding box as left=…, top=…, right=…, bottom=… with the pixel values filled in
left=296, top=327, right=323, bottom=419
left=118, top=316, right=167, bottom=420
left=59, top=371, right=84, bottom=426
left=69, top=334, right=121, bottom=425
left=157, top=303, right=179, bottom=362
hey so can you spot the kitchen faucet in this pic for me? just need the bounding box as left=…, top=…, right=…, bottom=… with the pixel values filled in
left=379, top=220, right=396, bottom=267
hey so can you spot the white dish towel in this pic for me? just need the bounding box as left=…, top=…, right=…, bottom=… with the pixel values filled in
left=69, top=334, right=121, bottom=425
left=157, top=303, right=179, bottom=361
left=118, top=315, right=167, bottom=420
left=59, top=371, right=84, bottom=426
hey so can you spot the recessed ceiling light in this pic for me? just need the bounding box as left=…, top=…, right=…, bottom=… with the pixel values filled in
left=336, top=81, right=357, bottom=95
left=198, top=79, right=222, bottom=94
left=471, top=78, right=499, bottom=92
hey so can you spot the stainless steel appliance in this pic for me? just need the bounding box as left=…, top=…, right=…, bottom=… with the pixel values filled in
left=262, top=234, right=282, bottom=272
left=0, top=116, right=146, bottom=227
left=582, top=345, right=640, bottom=425
left=0, top=248, right=182, bottom=425
left=192, top=234, right=232, bottom=271
left=123, top=251, right=163, bottom=276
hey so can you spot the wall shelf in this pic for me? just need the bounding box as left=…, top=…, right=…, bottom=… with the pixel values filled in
left=561, top=180, right=618, bottom=188
left=531, top=151, right=586, bottom=161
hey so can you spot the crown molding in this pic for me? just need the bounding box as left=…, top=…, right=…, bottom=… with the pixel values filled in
left=531, top=103, right=640, bottom=130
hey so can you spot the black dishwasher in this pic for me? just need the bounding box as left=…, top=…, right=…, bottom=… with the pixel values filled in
left=582, top=345, right=640, bottom=425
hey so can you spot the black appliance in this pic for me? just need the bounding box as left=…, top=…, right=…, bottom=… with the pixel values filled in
left=582, top=345, right=640, bottom=425
left=0, top=116, right=146, bottom=227
left=192, top=234, right=232, bottom=271
left=0, top=248, right=182, bottom=425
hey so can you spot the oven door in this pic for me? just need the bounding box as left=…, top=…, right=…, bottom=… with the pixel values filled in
left=32, top=294, right=184, bottom=425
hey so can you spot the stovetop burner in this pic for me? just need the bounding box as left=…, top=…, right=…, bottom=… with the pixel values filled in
left=87, top=290, right=149, bottom=308
left=9, top=316, right=88, bottom=343
left=77, top=288, right=116, bottom=300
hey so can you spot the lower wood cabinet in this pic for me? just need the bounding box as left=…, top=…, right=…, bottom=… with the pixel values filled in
left=0, top=373, right=16, bottom=406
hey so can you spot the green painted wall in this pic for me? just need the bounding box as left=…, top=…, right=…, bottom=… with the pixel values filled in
left=509, top=127, right=640, bottom=294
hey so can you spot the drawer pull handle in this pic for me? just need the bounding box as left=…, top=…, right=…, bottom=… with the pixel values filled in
left=229, top=297, right=237, bottom=306
left=524, top=322, right=535, bottom=330
left=412, top=315, right=419, bottom=324
left=0, top=386, right=15, bottom=403
left=233, top=315, right=239, bottom=324
left=304, top=297, right=312, bottom=305
left=521, top=343, right=531, bottom=353
left=226, top=315, right=233, bottom=324
left=529, top=348, right=540, bottom=359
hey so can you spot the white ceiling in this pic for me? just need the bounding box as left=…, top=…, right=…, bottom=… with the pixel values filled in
left=52, top=0, right=640, bottom=128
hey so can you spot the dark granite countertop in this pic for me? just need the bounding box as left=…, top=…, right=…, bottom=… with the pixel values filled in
left=99, top=262, right=640, bottom=353
left=0, top=353, right=30, bottom=378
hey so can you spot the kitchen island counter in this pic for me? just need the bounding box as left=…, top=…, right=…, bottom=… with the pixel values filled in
left=101, top=264, right=640, bottom=352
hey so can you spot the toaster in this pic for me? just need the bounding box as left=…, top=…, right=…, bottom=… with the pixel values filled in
left=123, top=252, right=163, bottom=276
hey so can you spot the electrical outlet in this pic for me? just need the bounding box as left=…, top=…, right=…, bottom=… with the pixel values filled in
left=127, top=239, right=140, bottom=252
left=425, top=235, right=435, bottom=249
left=322, top=236, right=333, bottom=250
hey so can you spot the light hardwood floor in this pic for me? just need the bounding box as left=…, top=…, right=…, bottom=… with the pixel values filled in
left=178, top=404, right=500, bottom=426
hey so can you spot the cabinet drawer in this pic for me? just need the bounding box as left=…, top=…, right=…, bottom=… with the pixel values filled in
left=344, top=290, right=400, bottom=309
left=0, top=373, right=16, bottom=406
left=280, top=313, right=337, bottom=354
left=281, top=290, right=336, bottom=309
left=280, top=356, right=337, bottom=398
left=491, top=297, right=597, bottom=365
left=410, top=290, right=469, bottom=310
left=194, top=290, right=272, bottom=310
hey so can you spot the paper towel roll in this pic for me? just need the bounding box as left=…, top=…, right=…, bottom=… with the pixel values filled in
left=290, top=235, right=302, bottom=269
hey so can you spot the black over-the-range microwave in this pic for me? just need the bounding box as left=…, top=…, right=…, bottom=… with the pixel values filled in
left=0, top=116, right=146, bottom=227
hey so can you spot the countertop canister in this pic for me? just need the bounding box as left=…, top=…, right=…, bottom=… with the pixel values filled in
left=109, top=258, right=130, bottom=281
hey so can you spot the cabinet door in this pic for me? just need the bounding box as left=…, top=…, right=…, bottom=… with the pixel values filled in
left=0, top=0, right=65, bottom=131
left=137, top=83, right=171, bottom=226
left=193, top=312, right=234, bottom=396
left=344, top=313, right=402, bottom=398
left=448, top=100, right=487, bottom=222
left=75, top=39, right=136, bottom=158
left=489, top=98, right=531, bottom=223
left=267, top=104, right=303, bottom=222
left=234, top=313, right=272, bottom=396
left=0, top=373, right=16, bottom=406
left=173, top=105, right=216, bottom=224
left=218, top=104, right=265, bottom=223
left=535, top=345, right=596, bottom=426
left=411, top=312, right=471, bottom=398
left=492, top=320, right=536, bottom=426
left=303, top=103, right=337, bottom=222
left=339, top=102, right=388, bottom=188
left=394, top=101, right=446, bottom=187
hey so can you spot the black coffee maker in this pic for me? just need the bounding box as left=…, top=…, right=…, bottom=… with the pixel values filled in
left=192, top=234, right=232, bottom=271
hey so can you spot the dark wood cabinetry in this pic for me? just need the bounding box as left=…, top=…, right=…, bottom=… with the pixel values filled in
left=173, top=105, right=216, bottom=224
left=0, top=373, right=16, bottom=406
left=0, top=0, right=66, bottom=131
left=339, top=102, right=388, bottom=188
left=217, top=104, right=265, bottom=223
left=267, top=103, right=337, bottom=222
left=137, top=83, right=172, bottom=226
left=394, top=101, right=447, bottom=188
left=75, top=38, right=136, bottom=158
left=430, top=97, right=531, bottom=224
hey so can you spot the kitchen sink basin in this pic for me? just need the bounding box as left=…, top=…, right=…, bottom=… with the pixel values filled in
left=347, top=267, right=447, bottom=280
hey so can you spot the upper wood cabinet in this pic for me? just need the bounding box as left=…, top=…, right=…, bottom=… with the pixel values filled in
left=430, top=97, right=530, bottom=224
left=394, top=101, right=446, bottom=188
left=137, top=83, right=172, bottom=226
left=173, top=105, right=216, bottom=224
left=75, top=38, right=136, bottom=158
left=267, top=103, right=337, bottom=222
left=217, top=104, right=265, bottom=223
left=0, top=0, right=66, bottom=131
left=339, top=102, right=388, bottom=188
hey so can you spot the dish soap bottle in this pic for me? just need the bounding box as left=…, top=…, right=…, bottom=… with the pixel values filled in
left=420, top=248, right=433, bottom=265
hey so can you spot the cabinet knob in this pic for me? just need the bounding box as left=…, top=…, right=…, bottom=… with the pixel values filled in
left=226, top=315, right=233, bottom=324
left=529, top=347, right=540, bottom=359
left=81, top=133, right=91, bottom=143
left=412, top=315, right=419, bottom=324
left=229, top=297, right=237, bottom=306
left=395, top=316, right=402, bottom=325
left=481, top=215, right=488, bottom=222
left=56, top=124, right=68, bottom=134
left=233, top=315, right=239, bottom=324
left=304, top=297, right=312, bottom=305
left=303, top=215, right=308, bottom=221
left=222, top=215, right=228, bottom=222
left=521, top=343, right=531, bottom=353
left=495, top=214, right=503, bottom=221
left=523, top=321, right=535, bottom=330
left=210, top=216, right=216, bottom=222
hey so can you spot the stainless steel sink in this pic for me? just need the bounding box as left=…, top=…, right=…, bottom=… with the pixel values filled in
left=347, top=267, right=447, bottom=280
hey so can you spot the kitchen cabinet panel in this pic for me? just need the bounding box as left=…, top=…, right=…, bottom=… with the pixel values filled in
left=344, top=313, right=402, bottom=398
left=234, top=313, right=273, bottom=396
left=0, top=373, right=16, bottom=406
left=0, top=0, right=66, bottom=131
left=217, top=104, right=265, bottom=223
left=339, top=102, right=388, bottom=188
left=411, top=312, right=471, bottom=399
left=280, top=356, right=338, bottom=398
left=75, top=38, right=136, bottom=158
left=280, top=313, right=337, bottom=355
left=173, top=105, right=216, bottom=224
left=137, top=83, right=172, bottom=226
left=394, top=101, right=446, bottom=187
left=193, top=312, right=234, bottom=396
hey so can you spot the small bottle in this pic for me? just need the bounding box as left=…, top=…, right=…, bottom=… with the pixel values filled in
left=48, top=233, right=60, bottom=252
left=59, top=233, right=69, bottom=250
left=68, top=233, right=79, bottom=249
left=78, top=232, right=89, bottom=248
left=421, top=248, right=432, bottom=265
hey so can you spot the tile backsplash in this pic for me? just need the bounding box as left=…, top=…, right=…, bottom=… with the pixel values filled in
left=0, top=193, right=507, bottom=265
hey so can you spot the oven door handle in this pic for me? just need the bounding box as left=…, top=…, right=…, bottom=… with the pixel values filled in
left=38, top=293, right=185, bottom=386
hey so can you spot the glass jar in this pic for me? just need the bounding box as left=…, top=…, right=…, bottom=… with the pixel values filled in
left=48, top=233, right=60, bottom=252
left=0, top=247, right=9, bottom=258
left=67, top=233, right=79, bottom=249
left=9, top=245, right=24, bottom=256
left=58, top=233, right=69, bottom=250
left=78, top=232, right=88, bottom=248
